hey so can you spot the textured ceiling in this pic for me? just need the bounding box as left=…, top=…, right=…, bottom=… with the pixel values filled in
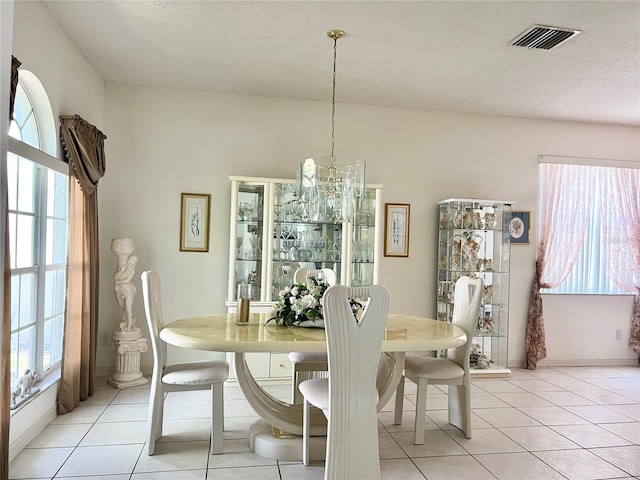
left=42, top=0, right=640, bottom=126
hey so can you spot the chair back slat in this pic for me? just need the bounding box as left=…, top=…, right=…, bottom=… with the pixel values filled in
left=322, top=284, right=389, bottom=480
left=293, top=267, right=337, bottom=286
left=448, top=276, right=484, bottom=367
left=141, top=270, right=167, bottom=370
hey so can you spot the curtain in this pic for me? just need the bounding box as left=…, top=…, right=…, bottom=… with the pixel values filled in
left=599, top=167, right=640, bottom=361
left=524, top=163, right=597, bottom=369
left=9, top=56, right=20, bottom=122
left=58, top=115, right=106, bottom=414
left=1, top=55, right=21, bottom=479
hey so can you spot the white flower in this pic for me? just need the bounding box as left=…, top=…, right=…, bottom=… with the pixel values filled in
left=278, top=290, right=286, bottom=298
left=284, top=286, right=291, bottom=293
left=291, top=300, right=304, bottom=313
left=291, top=286, right=299, bottom=296
left=289, top=296, right=297, bottom=305
left=300, top=294, right=317, bottom=309
left=308, top=285, right=322, bottom=296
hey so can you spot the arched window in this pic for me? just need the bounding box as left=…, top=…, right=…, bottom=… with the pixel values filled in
left=7, top=70, right=68, bottom=406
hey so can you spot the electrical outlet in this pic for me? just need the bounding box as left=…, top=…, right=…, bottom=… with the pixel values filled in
left=615, top=329, right=622, bottom=341
left=99, top=332, right=109, bottom=345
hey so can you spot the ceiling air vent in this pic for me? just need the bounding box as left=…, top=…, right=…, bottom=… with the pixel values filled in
left=511, top=24, right=581, bottom=50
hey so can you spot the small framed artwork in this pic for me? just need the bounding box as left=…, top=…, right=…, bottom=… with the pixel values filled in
left=505, top=211, right=530, bottom=244
left=384, top=203, right=410, bottom=257
left=180, top=193, right=211, bottom=252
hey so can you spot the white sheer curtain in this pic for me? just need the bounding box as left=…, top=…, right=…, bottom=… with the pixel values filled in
left=599, top=167, right=640, bottom=359
left=525, top=163, right=597, bottom=369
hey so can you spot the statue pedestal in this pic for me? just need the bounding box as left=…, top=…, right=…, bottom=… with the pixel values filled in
left=107, top=325, right=149, bottom=389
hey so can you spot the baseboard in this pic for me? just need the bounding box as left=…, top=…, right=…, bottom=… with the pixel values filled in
left=509, top=358, right=639, bottom=369
left=9, top=404, right=56, bottom=462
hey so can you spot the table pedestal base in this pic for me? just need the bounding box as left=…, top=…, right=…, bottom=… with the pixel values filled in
left=249, top=419, right=326, bottom=462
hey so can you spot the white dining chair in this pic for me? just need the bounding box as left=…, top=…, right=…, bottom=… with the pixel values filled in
left=141, top=270, right=229, bottom=455
left=288, top=267, right=336, bottom=404
left=298, top=284, right=390, bottom=480
left=393, top=275, right=483, bottom=444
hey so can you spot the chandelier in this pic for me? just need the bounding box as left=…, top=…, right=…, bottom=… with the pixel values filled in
left=297, top=29, right=366, bottom=223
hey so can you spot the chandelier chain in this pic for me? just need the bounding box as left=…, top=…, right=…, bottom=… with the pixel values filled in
left=330, top=35, right=338, bottom=162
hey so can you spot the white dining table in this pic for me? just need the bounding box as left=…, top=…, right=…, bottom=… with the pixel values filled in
left=160, top=312, right=466, bottom=462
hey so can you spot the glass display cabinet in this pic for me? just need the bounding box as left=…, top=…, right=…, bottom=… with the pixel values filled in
left=227, top=176, right=383, bottom=380
left=436, top=198, right=513, bottom=374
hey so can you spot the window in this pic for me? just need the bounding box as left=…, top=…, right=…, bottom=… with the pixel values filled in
left=540, top=158, right=639, bottom=295
left=8, top=72, right=68, bottom=394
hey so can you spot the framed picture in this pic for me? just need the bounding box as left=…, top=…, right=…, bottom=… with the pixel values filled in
left=384, top=203, right=410, bottom=257
left=505, top=211, right=530, bottom=244
left=180, top=193, right=211, bottom=252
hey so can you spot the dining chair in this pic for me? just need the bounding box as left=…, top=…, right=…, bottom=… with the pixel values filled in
left=141, top=270, right=229, bottom=455
left=393, top=275, right=483, bottom=444
left=298, top=284, right=390, bottom=480
left=288, top=267, right=336, bottom=404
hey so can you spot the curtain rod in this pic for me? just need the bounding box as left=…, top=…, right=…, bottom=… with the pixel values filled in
left=538, top=155, right=640, bottom=169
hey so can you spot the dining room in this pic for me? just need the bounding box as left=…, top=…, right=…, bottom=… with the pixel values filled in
left=2, top=1, right=640, bottom=478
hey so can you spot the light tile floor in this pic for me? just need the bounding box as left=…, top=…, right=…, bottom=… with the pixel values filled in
left=8, top=365, right=640, bottom=480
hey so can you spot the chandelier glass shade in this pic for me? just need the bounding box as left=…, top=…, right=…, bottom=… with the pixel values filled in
left=296, top=29, right=366, bottom=223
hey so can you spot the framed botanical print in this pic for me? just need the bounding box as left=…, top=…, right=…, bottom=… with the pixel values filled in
left=180, top=193, right=211, bottom=252
left=384, top=203, right=410, bottom=257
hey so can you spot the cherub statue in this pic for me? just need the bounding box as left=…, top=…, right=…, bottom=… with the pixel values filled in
left=463, top=211, right=474, bottom=229
left=483, top=315, right=495, bottom=333
left=439, top=212, right=451, bottom=228
left=480, top=258, right=494, bottom=272
left=469, top=343, right=491, bottom=369
left=483, top=284, right=494, bottom=304
left=469, top=343, right=482, bottom=367
left=462, top=237, right=480, bottom=270
left=111, top=238, right=139, bottom=332
left=471, top=211, right=483, bottom=229
left=453, top=210, right=464, bottom=228
left=452, top=239, right=462, bottom=255
left=15, top=369, right=39, bottom=398
left=484, top=212, right=496, bottom=229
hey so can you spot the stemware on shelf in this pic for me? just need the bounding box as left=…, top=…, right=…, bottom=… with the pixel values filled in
left=238, top=201, right=255, bottom=221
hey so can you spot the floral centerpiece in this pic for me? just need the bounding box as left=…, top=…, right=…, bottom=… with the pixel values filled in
left=267, top=277, right=363, bottom=327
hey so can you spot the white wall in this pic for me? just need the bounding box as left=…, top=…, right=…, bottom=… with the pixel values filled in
left=101, top=83, right=639, bottom=371
left=540, top=294, right=637, bottom=366
left=9, top=0, right=104, bottom=456
left=12, top=1, right=104, bottom=128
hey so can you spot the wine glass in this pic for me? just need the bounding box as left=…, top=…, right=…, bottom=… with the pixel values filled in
left=248, top=232, right=261, bottom=259
left=281, top=264, right=291, bottom=286
left=236, top=236, right=243, bottom=259
left=238, top=201, right=255, bottom=221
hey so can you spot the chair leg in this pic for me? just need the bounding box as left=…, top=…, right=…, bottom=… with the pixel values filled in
left=302, top=398, right=311, bottom=466
left=448, top=381, right=471, bottom=439
left=292, top=367, right=303, bottom=405
left=155, top=392, right=165, bottom=440
left=393, top=375, right=405, bottom=425
left=413, top=377, right=428, bottom=445
left=210, top=382, right=224, bottom=454
left=146, top=381, right=163, bottom=455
